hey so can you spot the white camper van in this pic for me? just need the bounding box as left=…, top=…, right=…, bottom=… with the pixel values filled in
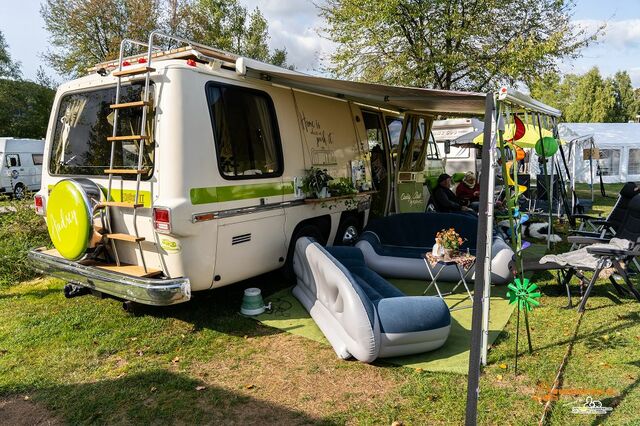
left=29, top=33, right=490, bottom=306
left=431, top=118, right=483, bottom=175
left=0, top=138, right=45, bottom=199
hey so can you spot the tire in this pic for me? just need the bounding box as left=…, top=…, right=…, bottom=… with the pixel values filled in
left=283, top=223, right=325, bottom=282
left=334, top=215, right=361, bottom=246
left=12, top=183, right=25, bottom=200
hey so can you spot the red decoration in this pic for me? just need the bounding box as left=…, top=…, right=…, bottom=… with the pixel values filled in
left=506, top=115, right=526, bottom=142
left=138, top=57, right=147, bottom=64
left=186, top=59, right=197, bottom=67
left=122, top=61, right=131, bottom=67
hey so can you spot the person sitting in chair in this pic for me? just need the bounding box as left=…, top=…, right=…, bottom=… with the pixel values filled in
left=432, top=173, right=474, bottom=213
left=456, top=172, right=480, bottom=207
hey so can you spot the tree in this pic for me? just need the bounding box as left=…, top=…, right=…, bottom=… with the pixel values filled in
left=609, top=71, right=635, bottom=122
left=320, top=0, right=600, bottom=91
left=41, top=0, right=290, bottom=78
left=0, top=79, right=55, bottom=138
left=0, top=30, right=21, bottom=79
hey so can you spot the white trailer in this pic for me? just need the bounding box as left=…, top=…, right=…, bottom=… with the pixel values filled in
left=0, top=138, right=45, bottom=199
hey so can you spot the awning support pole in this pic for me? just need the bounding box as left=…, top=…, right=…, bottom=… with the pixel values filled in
left=465, top=93, right=496, bottom=426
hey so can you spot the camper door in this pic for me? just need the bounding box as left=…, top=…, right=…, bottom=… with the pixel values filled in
left=394, top=114, right=434, bottom=213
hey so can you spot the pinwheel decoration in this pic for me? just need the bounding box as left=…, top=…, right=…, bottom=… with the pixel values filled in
left=507, top=277, right=540, bottom=375
left=507, top=278, right=541, bottom=311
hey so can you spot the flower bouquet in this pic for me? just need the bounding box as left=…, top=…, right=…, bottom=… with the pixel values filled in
left=435, top=228, right=465, bottom=260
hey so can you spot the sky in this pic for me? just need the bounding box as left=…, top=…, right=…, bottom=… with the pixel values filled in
left=1, top=0, right=640, bottom=87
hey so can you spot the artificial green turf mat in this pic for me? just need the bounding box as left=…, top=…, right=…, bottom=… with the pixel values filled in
left=256, top=280, right=515, bottom=374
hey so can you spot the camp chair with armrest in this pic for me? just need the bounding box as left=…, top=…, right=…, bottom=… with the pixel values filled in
left=523, top=193, right=640, bottom=311
left=570, top=182, right=638, bottom=240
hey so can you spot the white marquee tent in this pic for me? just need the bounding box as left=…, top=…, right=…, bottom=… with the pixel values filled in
left=558, top=123, right=640, bottom=184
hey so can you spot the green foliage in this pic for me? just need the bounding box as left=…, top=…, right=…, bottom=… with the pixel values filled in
left=41, top=0, right=290, bottom=78
left=0, top=30, right=21, bottom=79
left=301, top=167, right=333, bottom=197
left=328, top=178, right=357, bottom=196
left=0, top=199, right=50, bottom=287
left=530, top=68, right=639, bottom=123
left=0, top=79, right=55, bottom=139
left=320, top=0, right=599, bottom=91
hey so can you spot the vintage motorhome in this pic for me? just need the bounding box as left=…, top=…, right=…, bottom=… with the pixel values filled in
left=29, top=32, right=495, bottom=306
left=0, top=138, right=44, bottom=199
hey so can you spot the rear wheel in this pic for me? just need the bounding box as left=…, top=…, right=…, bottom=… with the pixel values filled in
left=283, top=224, right=325, bottom=282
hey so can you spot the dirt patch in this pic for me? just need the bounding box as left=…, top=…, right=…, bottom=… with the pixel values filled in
left=0, top=397, right=62, bottom=426
left=192, top=333, right=401, bottom=421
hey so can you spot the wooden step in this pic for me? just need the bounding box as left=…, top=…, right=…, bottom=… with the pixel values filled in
left=104, top=168, right=147, bottom=175
left=106, top=233, right=145, bottom=243
left=112, top=66, right=155, bottom=77
left=95, top=201, right=143, bottom=209
left=94, top=264, right=162, bottom=278
left=106, top=135, right=149, bottom=142
left=110, top=101, right=151, bottom=109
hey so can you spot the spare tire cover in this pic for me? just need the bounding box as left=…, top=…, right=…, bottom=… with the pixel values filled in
left=46, top=179, right=101, bottom=260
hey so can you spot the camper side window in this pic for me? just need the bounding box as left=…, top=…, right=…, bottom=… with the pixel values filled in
left=6, top=155, right=20, bottom=168
left=206, top=83, right=283, bottom=179
left=32, top=154, right=43, bottom=165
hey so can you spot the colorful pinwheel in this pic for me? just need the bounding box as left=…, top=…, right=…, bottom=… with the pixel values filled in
left=507, top=278, right=541, bottom=311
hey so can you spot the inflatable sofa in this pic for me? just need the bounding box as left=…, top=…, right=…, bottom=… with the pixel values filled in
left=292, top=237, right=451, bottom=363
left=355, top=213, right=514, bottom=285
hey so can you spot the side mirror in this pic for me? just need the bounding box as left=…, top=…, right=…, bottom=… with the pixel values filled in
left=444, top=140, right=451, bottom=155
left=9, top=158, right=17, bottom=167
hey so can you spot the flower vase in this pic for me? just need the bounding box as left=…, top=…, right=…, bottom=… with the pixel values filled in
left=432, top=242, right=442, bottom=258
left=317, top=187, right=329, bottom=198
left=443, top=249, right=454, bottom=261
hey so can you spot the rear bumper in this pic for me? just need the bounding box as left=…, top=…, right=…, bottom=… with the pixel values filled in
left=28, top=248, right=191, bottom=305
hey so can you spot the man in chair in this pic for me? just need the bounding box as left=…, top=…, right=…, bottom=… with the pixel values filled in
left=432, top=173, right=475, bottom=213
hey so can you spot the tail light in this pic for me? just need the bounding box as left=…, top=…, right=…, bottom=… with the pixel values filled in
left=34, top=194, right=45, bottom=216
left=153, top=207, right=171, bottom=233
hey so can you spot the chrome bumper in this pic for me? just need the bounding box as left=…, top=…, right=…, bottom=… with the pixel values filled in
left=28, top=248, right=191, bottom=306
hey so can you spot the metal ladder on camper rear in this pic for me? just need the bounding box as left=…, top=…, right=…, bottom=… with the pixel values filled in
left=98, top=38, right=156, bottom=273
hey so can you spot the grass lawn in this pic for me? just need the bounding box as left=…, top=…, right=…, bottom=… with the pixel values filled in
left=0, top=185, right=639, bottom=424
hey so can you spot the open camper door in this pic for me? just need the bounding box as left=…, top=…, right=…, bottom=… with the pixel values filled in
left=394, top=113, right=434, bottom=213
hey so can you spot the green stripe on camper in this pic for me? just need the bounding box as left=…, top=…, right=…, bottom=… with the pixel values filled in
left=48, top=185, right=152, bottom=208
left=190, top=182, right=295, bottom=205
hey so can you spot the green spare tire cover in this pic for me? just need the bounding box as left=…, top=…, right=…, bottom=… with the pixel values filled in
left=46, top=180, right=98, bottom=260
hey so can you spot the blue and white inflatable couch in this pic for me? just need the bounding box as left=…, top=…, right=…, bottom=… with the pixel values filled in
left=355, top=212, right=514, bottom=285
left=292, top=237, right=451, bottom=363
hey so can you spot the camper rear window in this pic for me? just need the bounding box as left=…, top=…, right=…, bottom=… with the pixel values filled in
left=206, top=83, right=283, bottom=179
left=49, top=83, right=154, bottom=179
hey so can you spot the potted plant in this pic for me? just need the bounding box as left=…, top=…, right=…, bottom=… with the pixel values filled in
left=302, top=167, right=333, bottom=198
left=435, top=228, right=465, bottom=260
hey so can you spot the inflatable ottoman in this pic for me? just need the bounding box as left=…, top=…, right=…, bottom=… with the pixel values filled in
left=355, top=212, right=514, bottom=285
left=292, top=237, right=451, bottom=363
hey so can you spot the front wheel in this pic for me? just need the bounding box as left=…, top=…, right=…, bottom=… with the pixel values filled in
left=12, top=183, right=25, bottom=200
left=335, top=216, right=361, bottom=246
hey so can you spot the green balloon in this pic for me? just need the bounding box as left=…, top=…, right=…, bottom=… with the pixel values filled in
left=535, top=136, right=559, bottom=157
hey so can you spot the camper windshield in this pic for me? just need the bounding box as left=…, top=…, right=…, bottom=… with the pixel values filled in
left=49, top=83, right=154, bottom=179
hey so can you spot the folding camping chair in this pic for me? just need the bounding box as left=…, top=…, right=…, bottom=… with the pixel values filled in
left=570, top=182, right=638, bottom=239
left=522, top=193, right=640, bottom=312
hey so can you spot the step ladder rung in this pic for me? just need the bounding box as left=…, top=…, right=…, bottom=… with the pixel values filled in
left=95, top=201, right=143, bottom=209
left=106, top=233, right=145, bottom=243
left=104, top=169, right=148, bottom=175
left=107, top=135, right=149, bottom=142
left=110, top=101, right=151, bottom=109
left=112, top=66, right=155, bottom=77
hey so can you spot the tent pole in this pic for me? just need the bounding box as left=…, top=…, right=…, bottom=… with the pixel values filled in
left=466, top=94, right=496, bottom=426
left=536, top=114, right=552, bottom=249
left=480, top=120, right=497, bottom=366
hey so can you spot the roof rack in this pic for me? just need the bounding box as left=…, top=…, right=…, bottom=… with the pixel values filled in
left=89, top=44, right=239, bottom=73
